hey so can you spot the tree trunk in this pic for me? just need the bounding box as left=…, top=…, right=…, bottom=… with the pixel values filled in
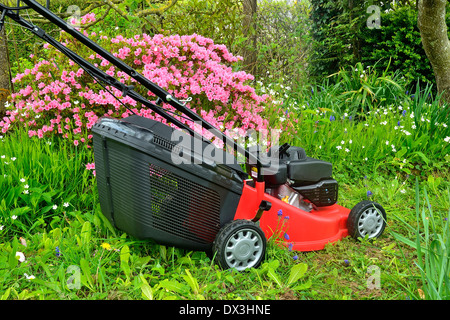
left=0, top=27, right=11, bottom=117
left=242, top=0, right=257, bottom=76
left=417, top=0, right=450, bottom=103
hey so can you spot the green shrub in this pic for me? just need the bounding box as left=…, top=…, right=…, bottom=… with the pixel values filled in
left=359, top=6, right=448, bottom=90
left=308, top=0, right=389, bottom=79
left=308, top=1, right=450, bottom=91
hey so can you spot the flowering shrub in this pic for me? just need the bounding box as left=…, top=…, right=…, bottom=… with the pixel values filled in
left=1, top=13, right=284, bottom=147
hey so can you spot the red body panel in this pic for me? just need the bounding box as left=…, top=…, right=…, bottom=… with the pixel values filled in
left=234, top=180, right=349, bottom=251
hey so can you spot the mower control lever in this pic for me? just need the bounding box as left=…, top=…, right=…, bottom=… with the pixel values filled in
left=268, top=142, right=290, bottom=159
left=277, top=143, right=290, bottom=158
left=252, top=200, right=272, bottom=222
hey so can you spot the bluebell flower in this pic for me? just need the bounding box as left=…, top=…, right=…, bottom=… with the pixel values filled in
left=55, top=246, right=61, bottom=257
left=284, top=233, right=290, bottom=240
left=367, top=190, right=373, bottom=197
left=293, top=255, right=298, bottom=260
left=277, top=209, right=283, bottom=216
left=329, top=115, right=335, bottom=121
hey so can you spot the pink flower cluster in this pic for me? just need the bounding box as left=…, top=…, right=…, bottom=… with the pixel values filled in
left=1, top=14, right=277, bottom=149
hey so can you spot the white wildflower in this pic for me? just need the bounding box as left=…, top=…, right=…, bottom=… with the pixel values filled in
left=16, top=252, right=26, bottom=263
left=24, top=273, right=35, bottom=280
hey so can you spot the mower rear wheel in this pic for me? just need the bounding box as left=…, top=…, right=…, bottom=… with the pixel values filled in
left=347, top=200, right=386, bottom=240
left=213, top=220, right=266, bottom=271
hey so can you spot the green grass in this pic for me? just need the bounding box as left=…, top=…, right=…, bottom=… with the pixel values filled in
left=1, top=111, right=449, bottom=300
left=1, top=66, right=449, bottom=299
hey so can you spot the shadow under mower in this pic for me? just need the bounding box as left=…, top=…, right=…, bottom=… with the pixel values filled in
left=0, top=0, right=387, bottom=272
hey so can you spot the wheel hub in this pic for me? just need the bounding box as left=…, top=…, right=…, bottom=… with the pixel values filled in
left=358, top=208, right=383, bottom=238
left=225, top=228, right=263, bottom=271
left=235, top=241, right=252, bottom=259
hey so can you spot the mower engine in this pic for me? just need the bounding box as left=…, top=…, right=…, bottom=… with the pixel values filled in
left=247, top=144, right=339, bottom=210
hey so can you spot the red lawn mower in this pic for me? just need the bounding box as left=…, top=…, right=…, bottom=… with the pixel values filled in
left=1, top=1, right=387, bottom=271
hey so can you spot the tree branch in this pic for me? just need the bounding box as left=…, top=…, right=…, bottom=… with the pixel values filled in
left=103, top=0, right=129, bottom=20
left=136, top=0, right=178, bottom=17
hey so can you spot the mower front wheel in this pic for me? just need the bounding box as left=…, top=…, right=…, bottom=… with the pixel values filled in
left=347, top=200, right=387, bottom=240
left=213, top=220, right=266, bottom=271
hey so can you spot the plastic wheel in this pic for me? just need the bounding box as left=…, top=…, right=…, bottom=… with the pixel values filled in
left=347, top=200, right=386, bottom=240
left=212, top=220, right=266, bottom=271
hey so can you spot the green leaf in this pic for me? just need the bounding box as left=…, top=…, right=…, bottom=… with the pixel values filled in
left=80, top=221, right=91, bottom=246
left=395, top=147, right=407, bottom=159
left=413, top=151, right=430, bottom=165
left=391, top=231, right=423, bottom=250
left=267, top=267, right=282, bottom=288
left=159, top=279, right=186, bottom=294
left=8, top=238, right=19, bottom=269
left=95, top=204, right=116, bottom=236
left=151, top=263, right=165, bottom=276
left=39, top=205, right=53, bottom=215
left=41, top=192, right=53, bottom=204
left=120, top=245, right=130, bottom=264
left=80, top=258, right=94, bottom=290
left=139, top=274, right=153, bottom=300
left=1, top=287, right=11, bottom=300
left=183, top=269, right=199, bottom=294
left=225, top=275, right=235, bottom=285
left=10, top=206, right=31, bottom=217
left=292, top=280, right=312, bottom=291
left=120, top=245, right=131, bottom=278
left=287, top=263, right=308, bottom=286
